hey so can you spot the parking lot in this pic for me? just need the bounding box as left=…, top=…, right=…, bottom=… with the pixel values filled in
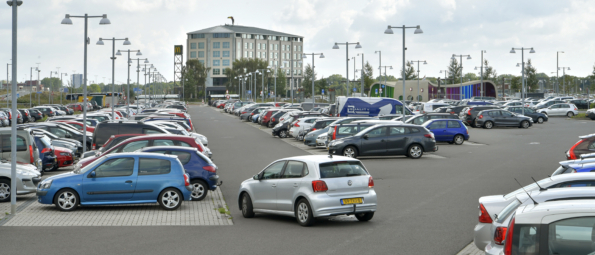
left=0, top=104, right=592, bottom=255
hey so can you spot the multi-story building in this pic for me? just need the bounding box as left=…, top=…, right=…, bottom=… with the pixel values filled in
left=186, top=24, right=303, bottom=93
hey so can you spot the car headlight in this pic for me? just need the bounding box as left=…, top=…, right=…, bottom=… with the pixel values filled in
left=40, top=180, right=52, bottom=189
left=60, top=152, right=70, bottom=156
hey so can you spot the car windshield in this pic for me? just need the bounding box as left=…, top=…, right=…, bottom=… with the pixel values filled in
left=318, top=161, right=368, bottom=178
left=73, top=157, right=104, bottom=174
left=504, top=178, right=551, bottom=199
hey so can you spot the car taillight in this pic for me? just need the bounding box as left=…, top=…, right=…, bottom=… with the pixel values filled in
left=294, top=121, right=300, bottom=127
left=568, top=139, right=584, bottom=160
left=251, top=113, right=255, bottom=115
left=332, top=126, right=337, bottom=140
left=29, top=145, right=33, bottom=163
left=479, top=203, right=493, bottom=223
left=272, top=118, right=276, bottom=122
left=311, top=128, right=316, bottom=131
left=92, top=143, right=96, bottom=149
left=183, top=174, right=190, bottom=186
left=242, top=111, right=247, bottom=114
left=312, top=180, right=328, bottom=192
left=467, top=109, right=472, bottom=115
left=368, top=176, right=374, bottom=188
left=575, top=107, right=578, bottom=110
left=450, top=111, right=455, bottom=114
left=41, top=148, right=51, bottom=153
left=494, top=226, right=507, bottom=245
left=504, top=218, right=515, bottom=255
left=50, top=111, right=53, bottom=114
left=478, top=115, right=483, bottom=119
left=424, top=133, right=435, bottom=139
left=202, top=166, right=216, bottom=173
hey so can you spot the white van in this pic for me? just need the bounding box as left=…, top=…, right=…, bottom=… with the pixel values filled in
left=420, top=103, right=449, bottom=114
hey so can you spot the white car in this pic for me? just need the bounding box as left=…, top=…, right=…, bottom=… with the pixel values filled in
left=586, top=108, right=595, bottom=120
left=0, top=161, right=42, bottom=202
left=473, top=173, right=595, bottom=249
left=486, top=199, right=595, bottom=255
left=237, top=155, right=377, bottom=226
left=536, top=103, right=578, bottom=117
left=289, top=117, right=321, bottom=139
left=316, top=133, right=327, bottom=146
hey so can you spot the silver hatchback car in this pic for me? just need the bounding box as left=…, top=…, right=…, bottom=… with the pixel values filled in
left=237, top=155, right=377, bottom=226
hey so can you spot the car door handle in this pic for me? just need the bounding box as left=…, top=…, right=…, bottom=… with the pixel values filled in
left=271, top=184, right=276, bottom=187
left=293, top=183, right=298, bottom=187
left=125, top=180, right=133, bottom=183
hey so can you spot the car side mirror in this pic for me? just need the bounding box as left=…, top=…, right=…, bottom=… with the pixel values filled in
left=89, top=171, right=96, bottom=178
left=363, top=134, right=369, bottom=139
left=253, top=174, right=260, bottom=180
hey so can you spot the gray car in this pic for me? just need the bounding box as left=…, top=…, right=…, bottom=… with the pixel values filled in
left=0, top=160, right=41, bottom=202
left=328, top=124, right=438, bottom=159
left=237, top=155, right=377, bottom=226
left=474, top=109, right=533, bottom=129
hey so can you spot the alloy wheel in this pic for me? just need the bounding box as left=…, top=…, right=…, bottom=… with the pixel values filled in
left=161, top=190, right=180, bottom=209
left=0, top=183, right=10, bottom=200
left=485, top=122, right=493, bottom=129
left=297, top=202, right=309, bottom=223
left=454, top=135, right=464, bottom=145
left=410, top=146, right=422, bottom=158
left=343, top=147, right=355, bottom=158
left=522, top=121, right=529, bottom=128
left=191, top=183, right=205, bottom=199
left=567, top=112, right=574, bottom=117
left=57, top=191, right=77, bottom=210
left=537, top=117, right=544, bottom=124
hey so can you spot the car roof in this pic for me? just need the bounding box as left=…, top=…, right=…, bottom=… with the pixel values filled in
left=140, top=146, right=199, bottom=152
left=514, top=200, right=595, bottom=224
left=278, top=155, right=360, bottom=164
left=104, top=152, right=178, bottom=160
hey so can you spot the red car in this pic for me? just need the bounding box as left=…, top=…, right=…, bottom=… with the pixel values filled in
left=78, top=134, right=205, bottom=167
left=54, top=146, right=75, bottom=168
left=67, top=104, right=83, bottom=111
left=54, top=120, right=95, bottom=133
left=566, top=134, right=595, bottom=160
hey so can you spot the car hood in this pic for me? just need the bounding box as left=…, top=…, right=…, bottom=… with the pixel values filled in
left=0, top=162, right=39, bottom=175
left=43, top=171, right=80, bottom=183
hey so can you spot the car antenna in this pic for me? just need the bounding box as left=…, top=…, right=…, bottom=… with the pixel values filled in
left=531, top=177, right=546, bottom=191
left=514, top=178, right=538, bottom=205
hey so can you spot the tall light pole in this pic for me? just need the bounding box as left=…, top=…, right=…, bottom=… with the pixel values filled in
left=559, top=67, right=570, bottom=95
left=61, top=13, right=111, bottom=155
left=451, top=54, right=472, bottom=101
left=267, top=66, right=277, bottom=104
left=557, top=51, right=564, bottom=94
left=473, top=50, right=487, bottom=97
left=351, top=56, right=356, bottom=94
left=256, top=68, right=269, bottom=103
left=384, top=25, right=423, bottom=119
left=60, top=72, right=67, bottom=104
left=130, top=57, right=149, bottom=102
left=379, top=66, right=392, bottom=97
left=49, top=71, right=57, bottom=104
left=36, top=68, right=40, bottom=105
left=332, top=42, right=362, bottom=96
left=357, top=53, right=364, bottom=96
left=29, top=66, right=35, bottom=107
left=117, top=49, right=142, bottom=114
left=510, top=47, right=535, bottom=116
left=374, top=51, right=381, bottom=97
left=439, top=70, right=449, bottom=99
left=96, top=37, right=130, bottom=117
left=302, top=53, right=324, bottom=107
left=410, top=60, right=427, bottom=101
left=8, top=0, right=22, bottom=215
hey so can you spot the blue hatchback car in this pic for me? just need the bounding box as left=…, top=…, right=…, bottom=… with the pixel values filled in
left=36, top=153, right=193, bottom=211
left=34, top=134, right=57, bottom=171
left=139, top=146, right=219, bottom=201
left=422, top=119, right=469, bottom=145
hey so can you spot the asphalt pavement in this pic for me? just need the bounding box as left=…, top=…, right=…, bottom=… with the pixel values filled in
left=0, top=105, right=592, bottom=255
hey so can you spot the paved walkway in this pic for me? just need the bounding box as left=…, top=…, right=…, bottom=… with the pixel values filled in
left=456, top=243, right=483, bottom=255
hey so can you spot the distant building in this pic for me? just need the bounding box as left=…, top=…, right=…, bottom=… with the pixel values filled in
left=1, top=80, right=43, bottom=91
left=369, top=80, right=498, bottom=101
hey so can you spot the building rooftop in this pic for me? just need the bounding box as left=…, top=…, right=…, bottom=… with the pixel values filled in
left=188, top=24, right=302, bottom=38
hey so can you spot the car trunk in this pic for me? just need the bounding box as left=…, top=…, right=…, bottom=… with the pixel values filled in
left=478, top=195, right=510, bottom=221
left=324, top=176, right=370, bottom=197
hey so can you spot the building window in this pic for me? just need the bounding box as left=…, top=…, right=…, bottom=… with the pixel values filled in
left=213, top=51, right=220, bottom=58
left=199, top=60, right=205, bottom=64
left=275, top=52, right=278, bottom=58
left=262, top=52, right=266, bottom=58
left=249, top=43, right=253, bottom=49
left=249, top=52, right=253, bottom=58
left=257, top=44, right=261, bottom=50
left=190, top=43, right=196, bottom=49
left=213, top=42, right=220, bottom=48
left=222, top=51, right=230, bottom=57
left=213, top=33, right=230, bottom=38
left=293, top=45, right=297, bottom=51
left=191, top=34, right=205, bottom=39
left=298, top=46, right=302, bottom=51
left=222, top=42, right=230, bottom=48
left=198, top=42, right=205, bottom=49
left=198, top=51, right=204, bottom=58
left=286, top=69, right=290, bottom=75
left=244, top=43, right=248, bottom=49
left=223, top=60, right=230, bottom=66
left=262, top=44, right=267, bottom=50
left=282, top=45, right=286, bottom=51
left=222, top=68, right=227, bottom=75
left=269, top=61, right=273, bottom=66
left=274, top=61, right=278, bottom=66
left=237, top=42, right=241, bottom=50
left=213, top=69, right=220, bottom=75
left=274, top=44, right=278, bottom=50
left=213, top=60, right=220, bottom=66
left=190, top=51, right=197, bottom=58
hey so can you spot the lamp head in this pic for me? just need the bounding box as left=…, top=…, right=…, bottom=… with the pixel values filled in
left=144, top=59, right=149, bottom=63
left=355, top=42, right=362, bottom=49
left=128, top=59, right=132, bottom=64
left=332, top=43, right=339, bottom=49
left=529, top=48, right=535, bottom=53
left=474, top=67, right=478, bottom=70
left=116, top=50, right=122, bottom=56
left=96, top=38, right=104, bottom=45
left=61, top=14, right=73, bottom=25
left=99, top=14, right=111, bottom=25
left=136, top=51, right=142, bottom=56
left=319, top=53, right=325, bottom=58
left=510, top=48, right=516, bottom=54
left=123, top=38, right=131, bottom=45
left=423, top=61, right=427, bottom=65
left=467, top=56, right=472, bottom=60
left=389, top=66, right=393, bottom=70
left=302, top=54, right=307, bottom=59
left=451, top=55, right=455, bottom=60
left=568, top=67, right=571, bottom=70
left=414, top=25, right=423, bottom=34
left=384, top=26, right=394, bottom=34
left=267, top=65, right=272, bottom=69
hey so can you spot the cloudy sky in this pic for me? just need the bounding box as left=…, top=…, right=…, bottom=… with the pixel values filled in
left=0, top=0, right=594, bottom=86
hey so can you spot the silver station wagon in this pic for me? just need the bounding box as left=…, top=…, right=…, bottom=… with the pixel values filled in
left=237, top=155, right=377, bottom=226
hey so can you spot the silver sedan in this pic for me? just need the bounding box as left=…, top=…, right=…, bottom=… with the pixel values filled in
left=237, top=155, right=377, bottom=226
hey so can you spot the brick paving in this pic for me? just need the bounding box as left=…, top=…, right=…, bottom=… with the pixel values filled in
left=0, top=188, right=232, bottom=226
left=456, top=243, right=483, bottom=255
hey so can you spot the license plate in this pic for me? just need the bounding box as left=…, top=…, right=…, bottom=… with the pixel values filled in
left=341, top=197, right=363, bottom=205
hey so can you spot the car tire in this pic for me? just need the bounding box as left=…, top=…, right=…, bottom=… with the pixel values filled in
left=241, top=193, right=255, bottom=218
left=407, top=144, right=423, bottom=159
left=158, top=188, right=182, bottom=210
left=343, top=146, right=358, bottom=158
left=279, top=130, right=288, bottom=138
left=295, top=198, right=315, bottom=226
left=537, top=117, right=544, bottom=124
left=50, top=163, right=58, bottom=171
left=54, top=188, right=79, bottom=211
left=453, top=134, right=464, bottom=145
left=355, top=212, right=374, bottom=222
left=0, top=179, right=11, bottom=202
left=567, top=112, right=574, bottom=118
left=190, top=180, right=208, bottom=201
left=521, top=120, right=530, bottom=129
left=484, top=121, right=493, bottom=129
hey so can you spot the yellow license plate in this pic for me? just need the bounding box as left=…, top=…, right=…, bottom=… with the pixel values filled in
left=341, top=197, right=363, bottom=205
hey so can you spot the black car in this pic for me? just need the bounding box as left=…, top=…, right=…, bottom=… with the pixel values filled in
left=91, top=121, right=169, bottom=150
left=459, top=105, right=499, bottom=127
left=20, top=122, right=93, bottom=150
left=32, top=106, right=56, bottom=117
left=28, top=108, right=43, bottom=122
left=504, top=107, right=548, bottom=124
left=328, top=123, right=438, bottom=159
left=271, top=116, right=295, bottom=138
left=569, top=99, right=590, bottom=110
left=18, top=109, right=33, bottom=123
left=475, top=109, right=533, bottom=129
left=404, top=113, right=459, bottom=125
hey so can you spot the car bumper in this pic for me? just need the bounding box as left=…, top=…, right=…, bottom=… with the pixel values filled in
left=303, top=137, right=317, bottom=146
left=484, top=242, right=503, bottom=255
left=309, top=190, right=378, bottom=217
left=473, top=222, right=492, bottom=250
left=588, top=112, right=595, bottom=119
left=208, top=175, right=220, bottom=190
left=17, top=177, right=40, bottom=195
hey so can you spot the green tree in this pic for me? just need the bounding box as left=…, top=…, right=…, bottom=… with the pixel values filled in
left=274, top=68, right=287, bottom=98
left=315, top=76, right=328, bottom=95
left=463, top=73, right=478, bottom=81
left=401, top=62, right=416, bottom=80
left=40, top=77, right=62, bottom=91
left=182, top=59, right=210, bottom=100
left=511, top=76, right=521, bottom=93
left=363, top=61, right=375, bottom=94
left=447, top=58, right=462, bottom=84
left=88, top=84, right=101, bottom=93
left=524, top=59, right=538, bottom=92
left=481, top=59, right=498, bottom=81
left=302, top=64, right=316, bottom=97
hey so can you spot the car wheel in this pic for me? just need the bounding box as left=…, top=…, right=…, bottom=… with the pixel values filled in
left=190, top=180, right=208, bottom=201
left=567, top=112, right=574, bottom=118
left=484, top=121, right=493, bottom=129
left=0, top=179, right=11, bottom=202
left=241, top=193, right=255, bottom=218
left=537, top=117, right=544, bottom=124
left=521, top=120, right=530, bottom=129
left=343, top=146, right=358, bottom=158
left=158, top=188, right=182, bottom=210
left=453, top=135, right=464, bottom=145
left=355, top=212, right=374, bottom=222
left=295, top=198, right=315, bottom=226
left=473, top=120, right=481, bottom=128
left=54, top=189, right=79, bottom=211
left=407, top=144, right=423, bottom=159
left=50, top=163, right=58, bottom=171
left=279, top=130, right=288, bottom=138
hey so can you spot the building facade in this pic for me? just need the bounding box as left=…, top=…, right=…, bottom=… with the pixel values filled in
left=186, top=24, right=303, bottom=92
left=369, top=80, right=497, bottom=101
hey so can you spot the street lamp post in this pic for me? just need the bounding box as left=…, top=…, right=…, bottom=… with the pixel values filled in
left=61, top=13, right=111, bottom=155
left=384, top=24, right=423, bottom=119
left=410, top=60, right=427, bottom=101
left=8, top=0, right=22, bottom=215
left=374, top=51, right=381, bottom=97
left=332, top=42, right=362, bottom=96
left=379, top=66, right=392, bottom=97
left=116, top=49, right=142, bottom=114
left=477, top=50, right=486, bottom=97
left=60, top=72, right=67, bottom=104
left=559, top=67, right=570, bottom=96
left=96, top=37, right=130, bottom=118
left=451, top=54, right=472, bottom=101
left=302, top=53, right=324, bottom=108
left=267, top=66, right=277, bottom=104
left=557, top=51, right=564, bottom=94
left=357, top=53, right=364, bottom=96
left=130, top=57, right=149, bottom=101
left=510, top=47, right=536, bottom=116
left=49, top=71, right=57, bottom=104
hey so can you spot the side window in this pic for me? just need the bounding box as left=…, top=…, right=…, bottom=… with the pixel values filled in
left=427, top=121, right=446, bottom=130
left=338, top=126, right=356, bottom=135
left=1, top=135, right=27, bottom=152
left=177, top=141, right=193, bottom=147
left=548, top=217, right=595, bottom=253
left=261, top=161, right=286, bottom=179
left=153, top=140, right=175, bottom=146
left=366, top=127, right=387, bottom=138
left=447, top=120, right=461, bottom=128
left=487, top=111, right=500, bottom=117
left=92, top=158, right=135, bottom=177
left=389, top=126, right=408, bottom=135
left=408, top=127, right=420, bottom=133
left=501, top=111, right=513, bottom=117
left=555, top=181, right=595, bottom=188
left=120, top=140, right=149, bottom=152
left=413, top=117, right=425, bottom=125
left=143, top=128, right=162, bottom=134
left=49, top=127, right=68, bottom=137
left=139, top=158, right=171, bottom=175
left=282, top=161, right=305, bottom=178
left=171, top=151, right=192, bottom=164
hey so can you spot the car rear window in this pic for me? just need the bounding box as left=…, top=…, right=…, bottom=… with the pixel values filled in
left=319, top=161, right=368, bottom=178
